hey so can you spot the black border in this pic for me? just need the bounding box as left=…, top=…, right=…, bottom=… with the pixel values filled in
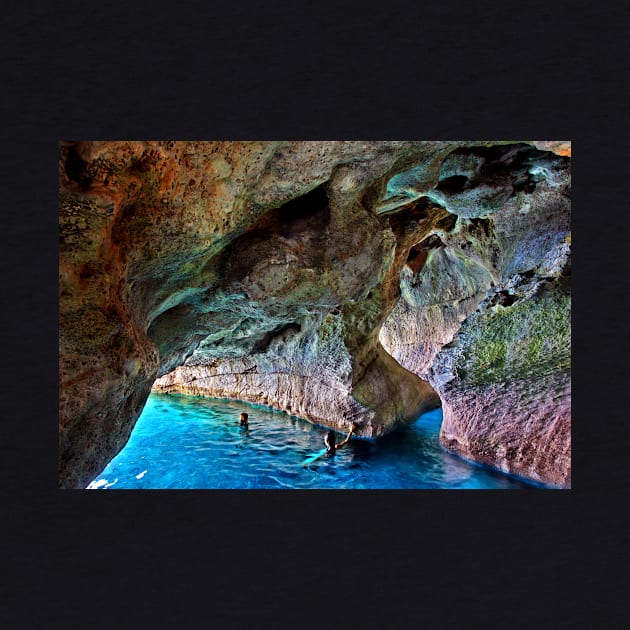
left=3, top=1, right=628, bottom=628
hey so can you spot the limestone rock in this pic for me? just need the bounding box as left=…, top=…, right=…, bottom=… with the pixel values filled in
left=59, top=140, right=570, bottom=488
left=380, top=148, right=571, bottom=487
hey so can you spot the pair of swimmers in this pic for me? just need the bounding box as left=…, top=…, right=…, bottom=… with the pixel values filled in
left=239, top=412, right=356, bottom=455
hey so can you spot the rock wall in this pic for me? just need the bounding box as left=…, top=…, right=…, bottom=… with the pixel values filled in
left=380, top=145, right=571, bottom=486
left=59, top=140, right=570, bottom=488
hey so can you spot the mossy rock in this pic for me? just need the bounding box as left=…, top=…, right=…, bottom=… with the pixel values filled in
left=458, top=282, right=570, bottom=385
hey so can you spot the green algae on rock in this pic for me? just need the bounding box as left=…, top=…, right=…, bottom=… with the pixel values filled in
left=457, top=282, right=571, bottom=386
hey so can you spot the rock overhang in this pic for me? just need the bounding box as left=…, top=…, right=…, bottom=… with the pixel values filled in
left=59, top=140, right=570, bottom=488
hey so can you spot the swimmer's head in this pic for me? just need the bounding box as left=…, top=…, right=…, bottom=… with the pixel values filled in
left=324, top=430, right=336, bottom=452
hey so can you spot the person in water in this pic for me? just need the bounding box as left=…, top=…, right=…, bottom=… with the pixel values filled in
left=324, top=423, right=356, bottom=455
left=239, top=412, right=249, bottom=428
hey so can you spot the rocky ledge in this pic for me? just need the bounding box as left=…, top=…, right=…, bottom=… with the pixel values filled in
left=59, top=140, right=570, bottom=488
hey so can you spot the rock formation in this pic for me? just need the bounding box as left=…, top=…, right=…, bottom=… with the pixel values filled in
left=59, top=141, right=570, bottom=489
left=380, top=145, right=571, bottom=486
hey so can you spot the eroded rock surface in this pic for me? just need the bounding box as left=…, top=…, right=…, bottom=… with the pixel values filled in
left=59, top=140, right=570, bottom=488
left=380, top=145, right=571, bottom=486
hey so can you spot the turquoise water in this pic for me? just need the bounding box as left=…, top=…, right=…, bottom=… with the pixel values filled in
left=88, top=393, right=535, bottom=490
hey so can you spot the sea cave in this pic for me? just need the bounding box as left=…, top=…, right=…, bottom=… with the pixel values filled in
left=59, top=140, right=571, bottom=489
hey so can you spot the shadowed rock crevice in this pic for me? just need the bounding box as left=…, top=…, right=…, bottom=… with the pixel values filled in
left=251, top=322, right=302, bottom=354
left=64, top=144, right=91, bottom=188
left=436, top=174, right=469, bottom=193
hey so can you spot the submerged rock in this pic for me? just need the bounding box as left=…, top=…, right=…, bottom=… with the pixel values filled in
left=59, top=140, right=570, bottom=488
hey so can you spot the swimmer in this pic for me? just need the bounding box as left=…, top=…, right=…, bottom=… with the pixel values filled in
left=239, top=412, right=249, bottom=428
left=324, top=423, right=356, bottom=455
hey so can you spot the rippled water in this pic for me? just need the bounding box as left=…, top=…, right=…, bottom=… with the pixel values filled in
left=88, top=393, right=535, bottom=489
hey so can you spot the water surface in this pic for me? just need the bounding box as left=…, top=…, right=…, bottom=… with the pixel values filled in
left=88, top=393, right=534, bottom=489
